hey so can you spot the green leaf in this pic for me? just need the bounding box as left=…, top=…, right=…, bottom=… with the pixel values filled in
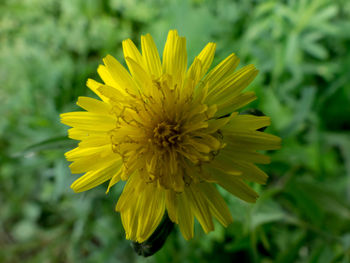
left=281, top=87, right=316, bottom=138
left=20, top=136, right=76, bottom=155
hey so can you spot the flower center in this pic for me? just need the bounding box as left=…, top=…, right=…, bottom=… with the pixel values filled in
left=105, top=70, right=224, bottom=191
left=153, top=122, right=180, bottom=148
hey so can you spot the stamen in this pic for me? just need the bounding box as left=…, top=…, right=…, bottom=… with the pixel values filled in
left=106, top=72, right=225, bottom=191
left=153, top=122, right=180, bottom=148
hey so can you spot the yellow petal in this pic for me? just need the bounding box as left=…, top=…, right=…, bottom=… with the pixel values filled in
left=231, top=161, right=269, bottom=184
left=186, top=57, right=202, bottom=85
left=76, top=96, right=111, bottom=114
left=162, top=30, right=187, bottom=85
left=103, top=55, right=137, bottom=94
left=190, top=133, right=222, bottom=151
left=194, top=42, right=216, bottom=79
left=120, top=204, right=139, bottom=241
left=206, top=64, right=258, bottom=105
left=115, top=173, right=144, bottom=212
left=209, top=169, right=259, bottom=203
left=122, top=38, right=144, bottom=72
left=65, top=144, right=111, bottom=160
left=211, top=155, right=268, bottom=184
left=70, top=160, right=122, bottom=193
left=135, top=184, right=165, bottom=242
left=186, top=184, right=214, bottom=234
left=124, top=56, right=153, bottom=91
left=224, top=130, right=282, bottom=150
left=141, top=33, right=162, bottom=78
left=183, top=137, right=212, bottom=153
left=204, top=53, right=240, bottom=93
left=183, top=58, right=202, bottom=100
left=117, top=176, right=165, bottom=242
left=220, top=147, right=271, bottom=165
left=177, top=191, right=194, bottom=240
left=77, top=135, right=111, bottom=148
left=205, top=112, right=237, bottom=134
left=86, top=78, right=108, bottom=102
left=97, top=65, right=118, bottom=88
left=60, top=112, right=117, bottom=131
left=226, top=114, right=271, bottom=131
left=216, top=91, right=257, bottom=117
left=199, top=183, right=233, bottom=227
left=69, top=153, right=118, bottom=174
left=67, top=128, right=107, bottom=141
left=166, top=190, right=178, bottom=223
left=106, top=170, right=122, bottom=193
left=208, top=157, right=242, bottom=176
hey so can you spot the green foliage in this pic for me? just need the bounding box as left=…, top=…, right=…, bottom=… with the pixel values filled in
left=1, top=0, right=350, bottom=262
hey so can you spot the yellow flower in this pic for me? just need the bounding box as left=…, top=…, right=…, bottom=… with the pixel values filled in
left=61, top=30, right=281, bottom=243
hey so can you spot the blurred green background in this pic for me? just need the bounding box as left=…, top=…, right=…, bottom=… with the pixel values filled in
left=1, top=0, right=350, bottom=262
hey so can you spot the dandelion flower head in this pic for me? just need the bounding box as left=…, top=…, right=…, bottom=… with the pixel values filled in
left=61, top=30, right=281, bottom=242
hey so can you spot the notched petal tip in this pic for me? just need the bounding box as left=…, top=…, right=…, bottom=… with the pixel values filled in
left=168, top=29, right=179, bottom=36
left=70, top=181, right=83, bottom=193
left=102, top=54, right=114, bottom=64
